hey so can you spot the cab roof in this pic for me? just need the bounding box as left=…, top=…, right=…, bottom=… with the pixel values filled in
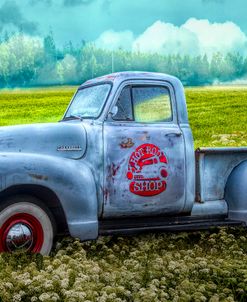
left=78, top=71, right=188, bottom=125
left=80, top=71, right=181, bottom=88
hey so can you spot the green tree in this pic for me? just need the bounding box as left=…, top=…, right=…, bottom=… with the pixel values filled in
left=44, top=31, right=56, bottom=63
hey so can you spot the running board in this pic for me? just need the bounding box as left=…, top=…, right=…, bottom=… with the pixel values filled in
left=99, top=216, right=245, bottom=235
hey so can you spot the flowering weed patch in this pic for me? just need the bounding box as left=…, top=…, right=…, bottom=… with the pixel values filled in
left=0, top=228, right=247, bottom=301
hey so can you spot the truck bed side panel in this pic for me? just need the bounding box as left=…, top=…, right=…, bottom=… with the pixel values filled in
left=196, top=147, right=247, bottom=202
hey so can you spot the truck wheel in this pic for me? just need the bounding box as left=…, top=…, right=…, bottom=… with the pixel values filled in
left=0, top=195, right=55, bottom=255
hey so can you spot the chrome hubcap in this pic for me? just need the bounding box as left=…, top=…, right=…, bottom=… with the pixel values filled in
left=6, top=223, right=33, bottom=251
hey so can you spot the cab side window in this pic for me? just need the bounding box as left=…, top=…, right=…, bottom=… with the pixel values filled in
left=132, top=86, right=172, bottom=123
left=112, top=85, right=172, bottom=122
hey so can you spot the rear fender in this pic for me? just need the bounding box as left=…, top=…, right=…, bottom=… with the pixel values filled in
left=225, top=160, right=247, bottom=224
left=0, top=153, right=98, bottom=240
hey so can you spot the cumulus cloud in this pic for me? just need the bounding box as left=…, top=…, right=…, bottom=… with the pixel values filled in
left=132, top=21, right=200, bottom=56
left=0, top=1, right=38, bottom=34
left=183, top=18, right=247, bottom=56
left=94, top=30, right=134, bottom=51
left=95, top=18, right=247, bottom=57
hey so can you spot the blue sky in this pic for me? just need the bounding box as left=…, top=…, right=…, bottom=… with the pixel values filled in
left=0, top=0, right=247, bottom=55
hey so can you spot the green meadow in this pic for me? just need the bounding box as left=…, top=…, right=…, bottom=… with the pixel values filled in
left=186, top=86, right=247, bottom=148
left=0, top=86, right=246, bottom=301
left=0, top=86, right=246, bottom=148
left=0, top=86, right=75, bottom=126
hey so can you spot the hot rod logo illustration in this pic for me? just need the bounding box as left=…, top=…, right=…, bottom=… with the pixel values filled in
left=126, top=143, right=168, bottom=196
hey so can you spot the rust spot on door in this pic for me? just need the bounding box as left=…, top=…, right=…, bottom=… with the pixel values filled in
left=111, top=163, right=121, bottom=177
left=29, top=173, right=48, bottom=181
left=120, top=138, right=134, bottom=149
left=103, top=188, right=109, bottom=203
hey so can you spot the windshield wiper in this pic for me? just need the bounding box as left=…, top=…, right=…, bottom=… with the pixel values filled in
left=62, top=114, right=83, bottom=121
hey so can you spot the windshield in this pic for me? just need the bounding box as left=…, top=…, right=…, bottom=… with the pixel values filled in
left=64, top=83, right=111, bottom=119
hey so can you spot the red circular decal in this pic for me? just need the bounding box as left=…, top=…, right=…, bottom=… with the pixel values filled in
left=126, top=143, right=168, bottom=196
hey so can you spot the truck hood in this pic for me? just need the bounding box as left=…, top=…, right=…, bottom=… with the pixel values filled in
left=0, top=122, right=86, bottom=159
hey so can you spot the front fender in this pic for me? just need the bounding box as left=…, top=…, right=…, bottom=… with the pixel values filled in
left=0, top=153, right=98, bottom=240
left=225, top=160, right=247, bottom=224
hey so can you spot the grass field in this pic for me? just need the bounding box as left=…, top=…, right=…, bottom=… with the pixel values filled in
left=0, top=86, right=75, bottom=126
left=0, top=86, right=246, bottom=148
left=0, top=86, right=246, bottom=301
left=186, top=86, right=247, bottom=148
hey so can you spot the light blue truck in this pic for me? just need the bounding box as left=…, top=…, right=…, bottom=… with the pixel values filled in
left=0, top=72, right=246, bottom=254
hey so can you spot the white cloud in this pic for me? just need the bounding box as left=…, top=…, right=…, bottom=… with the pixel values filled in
left=183, top=18, right=247, bottom=56
left=94, top=29, right=134, bottom=51
left=133, top=20, right=201, bottom=56
left=94, top=18, right=247, bottom=57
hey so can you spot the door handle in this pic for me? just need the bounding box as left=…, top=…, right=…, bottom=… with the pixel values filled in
left=165, top=132, right=182, bottom=137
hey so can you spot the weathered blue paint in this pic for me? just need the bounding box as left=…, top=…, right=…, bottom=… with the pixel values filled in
left=196, top=147, right=247, bottom=202
left=0, top=153, right=98, bottom=239
left=0, top=71, right=246, bottom=241
left=225, top=160, right=247, bottom=222
left=103, top=79, right=188, bottom=218
left=191, top=200, right=228, bottom=217
left=0, top=122, right=87, bottom=159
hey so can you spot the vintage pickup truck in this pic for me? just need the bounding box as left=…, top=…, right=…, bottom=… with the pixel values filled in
left=0, top=72, right=246, bottom=254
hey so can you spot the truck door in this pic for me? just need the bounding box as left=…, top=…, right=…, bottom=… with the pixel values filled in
left=103, top=80, right=186, bottom=218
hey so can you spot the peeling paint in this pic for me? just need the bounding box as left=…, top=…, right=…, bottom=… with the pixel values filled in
left=120, top=138, right=134, bottom=149
left=111, top=163, right=121, bottom=177
left=29, top=173, right=48, bottom=181
left=103, top=188, right=109, bottom=204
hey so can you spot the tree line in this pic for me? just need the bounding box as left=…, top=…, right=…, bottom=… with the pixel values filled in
left=0, top=32, right=247, bottom=88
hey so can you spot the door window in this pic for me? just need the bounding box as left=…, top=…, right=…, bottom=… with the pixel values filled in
left=113, top=85, right=172, bottom=123
left=132, top=86, right=172, bottom=122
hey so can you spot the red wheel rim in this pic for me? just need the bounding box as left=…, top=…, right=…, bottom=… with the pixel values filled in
left=0, top=213, right=44, bottom=253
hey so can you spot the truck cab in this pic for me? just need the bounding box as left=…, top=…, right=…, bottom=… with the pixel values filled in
left=0, top=72, right=246, bottom=254
left=64, top=73, right=194, bottom=217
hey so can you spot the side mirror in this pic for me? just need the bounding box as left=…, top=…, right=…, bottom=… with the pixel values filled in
left=109, top=105, right=118, bottom=118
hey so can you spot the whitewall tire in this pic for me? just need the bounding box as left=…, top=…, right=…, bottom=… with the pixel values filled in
left=0, top=196, right=55, bottom=255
